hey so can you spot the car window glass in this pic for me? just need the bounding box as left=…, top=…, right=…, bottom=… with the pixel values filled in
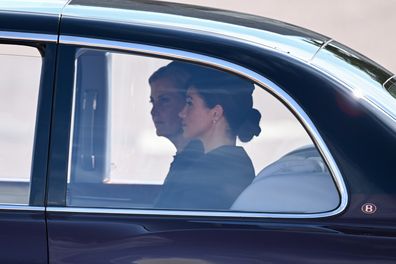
left=67, top=48, right=340, bottom=214
left=0, top=44, right=41, bottom=205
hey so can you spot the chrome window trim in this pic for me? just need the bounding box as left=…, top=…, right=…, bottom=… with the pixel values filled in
left=60, top=35, right=348, bottom=219
left=383, top=74, right=396, bottom=89
left=0, top=31, right=57, bottom=43
left=66, top=53, right=79, bottom=185
left=47, top=206, right=339, bottom=219
left=0, top=205, right=44, bottom=212
left=309, top=38, right=333, bottom=63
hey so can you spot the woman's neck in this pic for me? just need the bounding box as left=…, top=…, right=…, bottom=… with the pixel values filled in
left=200, top=120, right=236, bottom=153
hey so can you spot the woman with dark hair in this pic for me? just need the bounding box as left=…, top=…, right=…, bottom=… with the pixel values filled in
left=155, top=69, right=261, bottom=210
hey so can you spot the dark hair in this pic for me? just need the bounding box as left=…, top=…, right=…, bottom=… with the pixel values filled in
left=189, top=69, right=261, bottom=142
left=149, top=61, right=200, bottom=94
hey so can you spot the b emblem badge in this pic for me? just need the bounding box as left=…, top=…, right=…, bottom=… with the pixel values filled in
left=361, top=203, right=377, bottom=214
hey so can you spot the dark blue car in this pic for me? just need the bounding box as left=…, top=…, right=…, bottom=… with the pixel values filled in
left=0, top=0, right=395, bottom=263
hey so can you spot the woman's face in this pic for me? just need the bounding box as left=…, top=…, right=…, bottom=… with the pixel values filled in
left=150, top=77, right=185, bottom=139
left=179, top=87, right=214, bottom=140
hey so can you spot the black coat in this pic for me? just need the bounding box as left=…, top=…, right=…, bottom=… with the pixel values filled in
left=156, top=144, right=255, bottom=210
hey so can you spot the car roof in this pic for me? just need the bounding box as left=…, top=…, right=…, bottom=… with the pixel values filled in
left=63, top=0, right=330, bottom=62
left=68, top=0, right=328, bottom=40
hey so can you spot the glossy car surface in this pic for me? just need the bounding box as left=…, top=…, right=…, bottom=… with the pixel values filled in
left=0, top=0, right=395, bottom=263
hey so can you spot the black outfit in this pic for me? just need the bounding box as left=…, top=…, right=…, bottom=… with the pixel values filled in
left=155, top=145, right=255, bottom=210
left=154, top=140, right=204, bottom=206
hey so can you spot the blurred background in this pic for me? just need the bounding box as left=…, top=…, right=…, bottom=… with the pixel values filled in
left=157, top=0, right=396, bottom=73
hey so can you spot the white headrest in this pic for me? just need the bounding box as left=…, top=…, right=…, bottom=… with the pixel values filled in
left=231, top=145, right=340, bottom=213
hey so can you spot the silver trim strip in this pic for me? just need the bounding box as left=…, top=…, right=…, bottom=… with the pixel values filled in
left=47, top=206, right=339, bottom=219
left=309, top=38, right=333, bottom=63
left=61, top=0, right=73, bottom=20
left=0, top=31, right=57, bottom=43
left=0, top=205, right=44, bottom=212
left=64, top=0, right=73, bottom=9
left=66, top=54, right=78, bottom=185
left=60, top=35, right=348, bottom=219
left=383, top=74, right=396, bottom=89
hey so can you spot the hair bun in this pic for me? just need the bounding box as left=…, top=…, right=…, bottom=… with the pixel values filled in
left=237, top=108, right=262, bottom=142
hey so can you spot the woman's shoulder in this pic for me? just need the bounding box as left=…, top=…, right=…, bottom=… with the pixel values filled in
left=207, top=145, right=254, bottom=174
left=209, top=145, right=250, bottom=161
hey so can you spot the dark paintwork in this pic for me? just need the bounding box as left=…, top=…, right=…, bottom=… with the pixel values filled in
left=30, top=43, right=59, bottom=207
left=47, top=45, right=76, bottom=207
left=0, top=12, right=59, bottom=36
left=47, top=212, right=396, bottom=264
left=0, top=211, right=48, bottom=264
left=1, top=0, right=395, bottom=263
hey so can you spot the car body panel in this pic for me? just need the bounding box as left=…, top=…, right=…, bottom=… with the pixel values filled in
left=47, top=212, right=396, bottom=264
left=0, top=209, right=48, bottom=264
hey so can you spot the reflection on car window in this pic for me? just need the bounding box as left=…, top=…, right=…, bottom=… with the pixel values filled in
left=0, top=44, right=42, bottom=205
left=67, top=48, right=340, bottom=214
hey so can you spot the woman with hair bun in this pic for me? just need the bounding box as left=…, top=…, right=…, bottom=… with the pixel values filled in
left=156, top=68, right=261, bottom=210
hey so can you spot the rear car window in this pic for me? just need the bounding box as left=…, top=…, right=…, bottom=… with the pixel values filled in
left=66, top=48, right=341, bottom=214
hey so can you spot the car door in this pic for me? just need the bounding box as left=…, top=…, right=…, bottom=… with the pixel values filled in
left=45, top=2, right=396, bottom=264
left=0, top=5, right=60, bottom=263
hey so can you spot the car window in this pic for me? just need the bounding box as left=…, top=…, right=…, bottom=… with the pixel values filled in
left=0, top=44, right=42, bottom=205
left=66, top=48, right=340, bottom=214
